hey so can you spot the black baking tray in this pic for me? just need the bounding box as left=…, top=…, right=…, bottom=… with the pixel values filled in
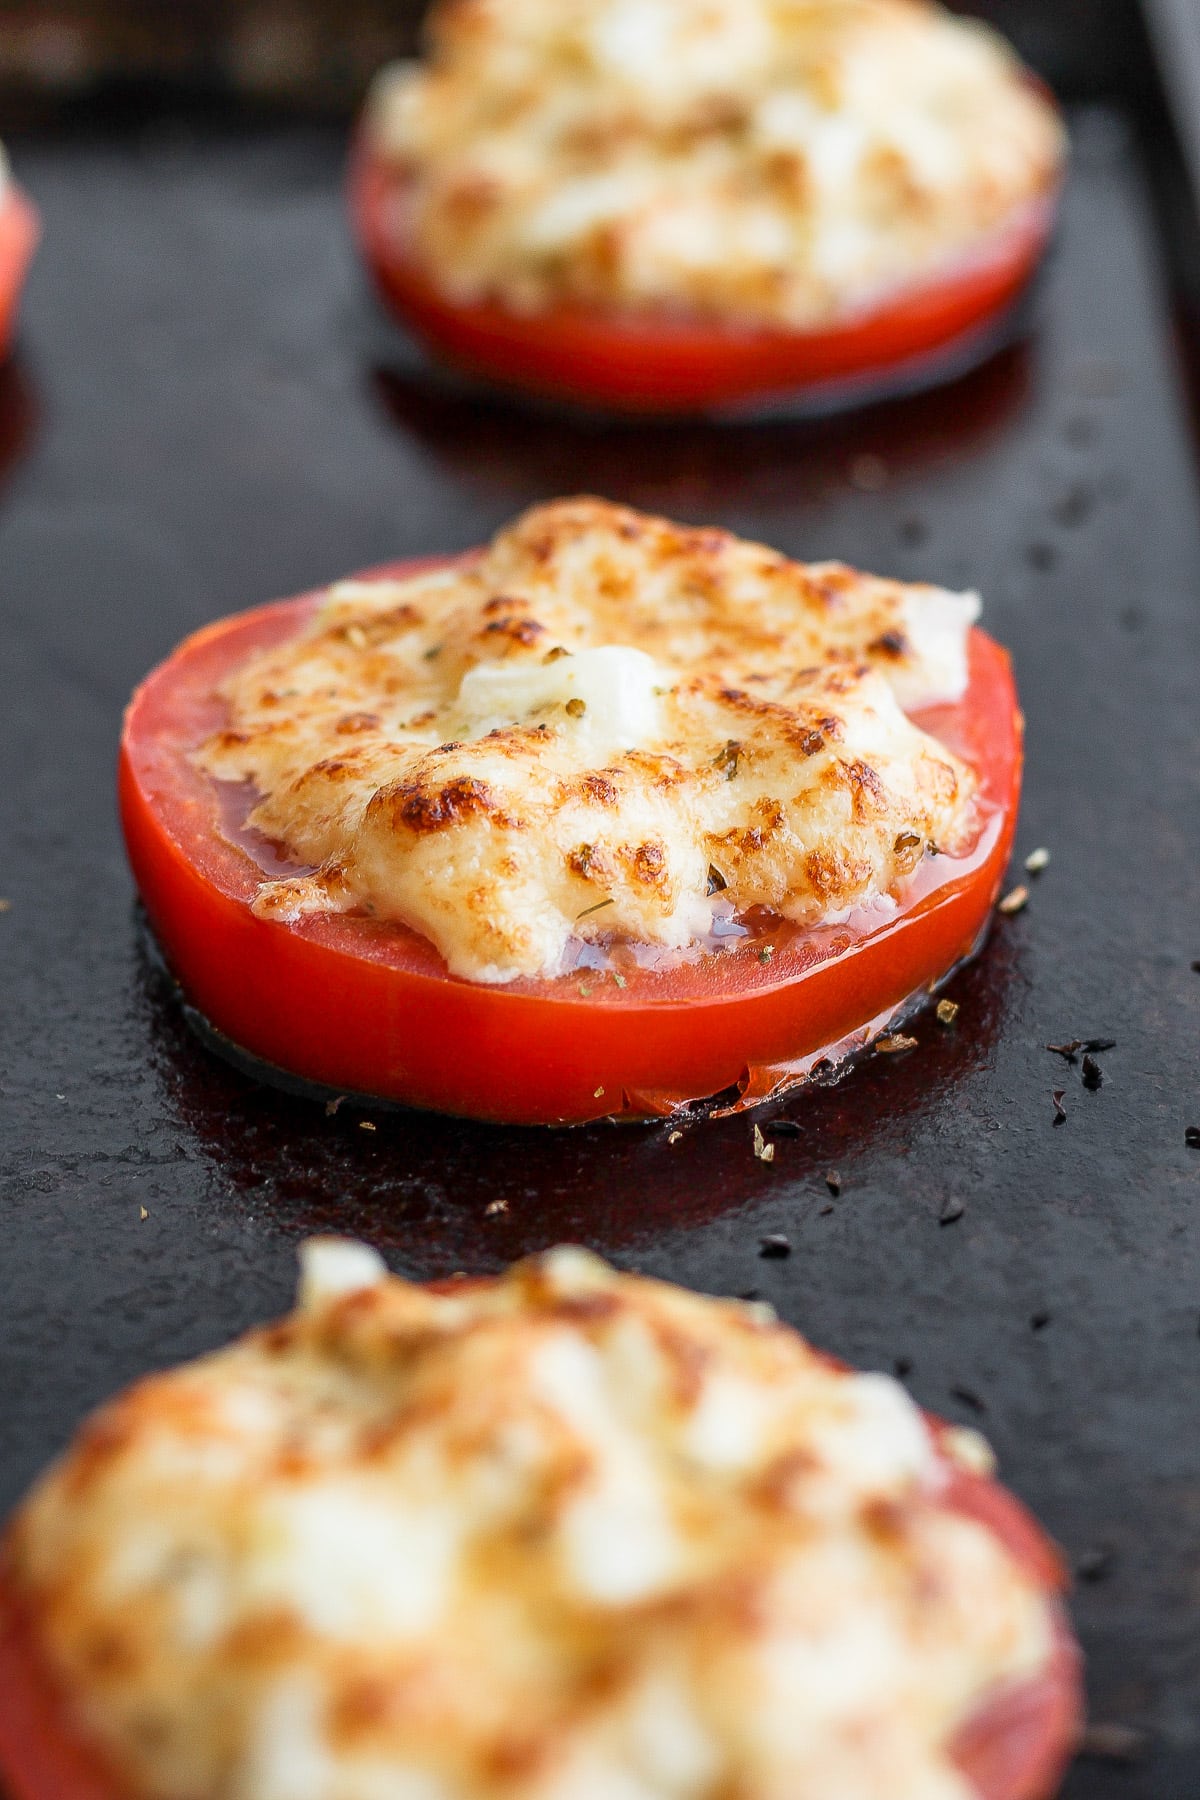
left=2, top=4, right=1199, bottom=1795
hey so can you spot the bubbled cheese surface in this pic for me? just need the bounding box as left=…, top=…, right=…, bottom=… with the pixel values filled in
left=197, top=497, right=981, bottom=985
left=7, top=1243, right=1055, bottom=1800
left=366, top=0, right=1064, bottom=328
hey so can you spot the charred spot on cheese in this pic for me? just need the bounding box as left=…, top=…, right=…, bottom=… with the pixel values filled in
left=197, top=498, right=983, bottom=984
left=6, top=1242, right=1060, bottom=1800
left=366, top=0, right=1063, bottom=330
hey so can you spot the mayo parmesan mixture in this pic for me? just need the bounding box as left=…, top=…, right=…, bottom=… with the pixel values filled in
left=8, top=1242, right=1055, bottom=1800
left=198, top=498, right=981, bottom=985
left=366, top=0, right=1063, bottom=327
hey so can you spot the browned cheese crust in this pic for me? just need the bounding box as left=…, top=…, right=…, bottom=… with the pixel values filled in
left=7, top=1243, right=1055, bottom=1800
left=198, top=498, right=980, bottom=982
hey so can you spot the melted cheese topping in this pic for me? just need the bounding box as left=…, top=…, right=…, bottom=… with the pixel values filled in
left=8, top=1243, right=1055, bottom=1800
left=366, top=0, right=1063, bottom=327
left=197, top=497, right=980, bottom=985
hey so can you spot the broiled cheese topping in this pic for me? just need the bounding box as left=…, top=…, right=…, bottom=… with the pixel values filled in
left=8, top=1243, right=1055, bottom=1800
left=198, top=498, right=980, bottom=985
left=366, top=0, right=1064, bottom=328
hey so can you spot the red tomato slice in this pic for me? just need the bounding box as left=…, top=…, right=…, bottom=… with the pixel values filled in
left=118, top=555, right=1022, bottom=1126
left=0, top=1420, right=1080, bottom=1800
left=350, top=142, right=1058, bottom=416
left=0, top=186, right=39, bottom=360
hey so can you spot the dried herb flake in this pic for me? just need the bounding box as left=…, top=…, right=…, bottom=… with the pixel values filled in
left=936, top=999, right=959, bottom=1026
left=752, top=1124, right=775, bottom=1163
left=714, top=740, right=741, bottom=780
left=950, top=1385, right=986, bottom=1415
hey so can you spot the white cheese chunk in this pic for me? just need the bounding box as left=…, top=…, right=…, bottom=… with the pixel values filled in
left=894, top=585, right=982, bottom=709
left=454, top=644, right=666, bottom=758
left=298, top=1237, right=388, bottom=1309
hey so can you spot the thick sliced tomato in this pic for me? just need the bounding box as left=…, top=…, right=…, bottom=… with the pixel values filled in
left=0, top=186, right=39, bottom=360
left=0, top=1419, right=1080, bottom=1800
left=350, top=144, right=1057, bottom=416
left=119, top=555, right=1022, bottom=1126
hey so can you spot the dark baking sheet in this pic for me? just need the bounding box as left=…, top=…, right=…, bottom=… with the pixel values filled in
left=2, top=11, right=1200, bottom=1797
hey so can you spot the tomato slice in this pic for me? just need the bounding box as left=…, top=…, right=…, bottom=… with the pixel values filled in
left=0, top=1419, right=1080, bottom=1800
left=350, top=142, right=1058, bottom=416
left=118, top=555, right=1022, bottom=1126
left=0, top=186, right=39, bottom=361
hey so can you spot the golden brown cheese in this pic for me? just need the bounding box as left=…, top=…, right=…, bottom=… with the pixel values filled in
left=198, top=498, right=979, bottom=985
left=367, top=0, right=1063, bottom=327
left=7, top=1242, right=1055, bottom=1800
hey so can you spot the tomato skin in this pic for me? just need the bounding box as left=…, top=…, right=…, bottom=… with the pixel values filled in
left=0, top=187, right=39, bottom=360
left=118, top=558, right=1022, bottom=1126
left=0, top=1576, right=126, bottom=1800
left=350, top=141, right=1057, bottom=416
left=0, top=1419, right=1080, bottom=1800
left=936, top=1435, right=1083, bottom=1800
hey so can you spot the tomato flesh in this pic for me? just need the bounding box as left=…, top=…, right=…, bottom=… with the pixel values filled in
left=118, top=556, right=1022, bottom=1126
left=350, top=144, right=1057, bottom=416
left=0, top=1423, right=1080, bottom=1800
left=0, top=187, right=39, bottom=360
